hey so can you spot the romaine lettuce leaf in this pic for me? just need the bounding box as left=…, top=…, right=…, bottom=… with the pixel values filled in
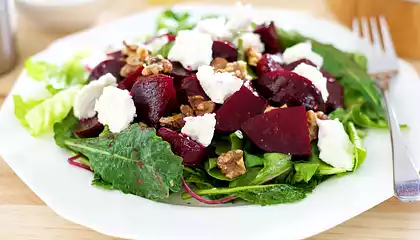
left=348, top=121, right=367, bottom=170
left=13, top=95, right=44, bottom=128
left=24, top=86, right=81, bottom=136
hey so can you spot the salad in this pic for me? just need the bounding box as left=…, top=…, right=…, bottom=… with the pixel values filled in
left=13, top=3, right=389, bottom=206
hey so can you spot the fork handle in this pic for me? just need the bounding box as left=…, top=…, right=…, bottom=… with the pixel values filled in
left=382, top=91, right=420, bottom=202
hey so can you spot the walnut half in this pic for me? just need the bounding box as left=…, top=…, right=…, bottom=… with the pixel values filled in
left=159, top=114, right=185, bottom=130
left=217, top=150, right=246, bottom=179
left=188, top=95, right=215, bottom=116
left=142, top=55, right=173, bottom=76
left=246, top=47, right=262, bottom=66
left=307, top=110, right=329, bottom=141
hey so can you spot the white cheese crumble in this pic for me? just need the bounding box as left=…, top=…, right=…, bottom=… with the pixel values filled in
left=196, top=65, right=243, bottom=104
left=194, top=17, right=232, bottom=40
left=234, top=130, right=244, bottom=139
left=317, top=119, right=354, bottom=171
left=283, top=41, right=323, bottom=68
left=225, top=2, right=254, bottom=32
left=234, top=32, right=265, bottom=53
left=146, top=35, right=169, bottom=54
left=293, top=63, right=329, bottom=101
left=168, top=30, right=213, bottom=70
left=73, top=73, right=117, bottom=119
left=181, top=113, right=216, bottom=147
left=94, top=86, right=136, bottom=133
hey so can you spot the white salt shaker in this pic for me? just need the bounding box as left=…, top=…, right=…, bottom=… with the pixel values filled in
left=0, top=0, right=16, bottom=74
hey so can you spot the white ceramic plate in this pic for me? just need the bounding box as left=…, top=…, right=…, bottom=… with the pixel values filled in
left=1, top=4, right=420, bottom=240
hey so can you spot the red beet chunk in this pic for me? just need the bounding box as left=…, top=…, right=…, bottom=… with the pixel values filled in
left=88, top=59, right=126, bottom=83
left=326, top=77, right=344, bottom=113
left=212, top=41, right=238, bottom=62
left=242, top=106, right=311, bottom=155
left=256, top=70, right=325, bottom=112
left=131, top=74, right=178, bottom=127
left=216, top=86, right=266, bottom=133
left=178, top=76, right=208, bottom=104
left=254, top=22, right=282, bottom=54
left=106, top=50, right=124, bottom=60
left=157, top=128, right=207, bottom=166
left=73, top=116, right=104, bottom=138
left=170, top=62, right=195, bottom=88
left=283, top=59, right=317, bottom=71
left=117, top=67, right=143, bottom=91
left=256, top=53, right=283, bottom=76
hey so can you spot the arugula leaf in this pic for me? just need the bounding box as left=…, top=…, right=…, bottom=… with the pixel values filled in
left=229, top=167, right=262, bottom=187
left=187, top=184, right=306, bottom=206
left=348, top=121, right=367, bottom=170
left=293, top=161, right=319, bottom=183
left=237, top=38, right=245, bottom=61
left=183, top=167, right=214, bottom=189
left=155, top=41, right=174, bottom=59
left=156, top=10, right=194, bottom=34
left=329, top=104, right=388, bottom=129
left=53, top=111, right=79, bottom=149
left=244, top=152, right=264, bottom=168
left=250, top=153, right=292, bottom=185
left=204, top=158, right=235, bottom=181
left=308, top=142, right=347, bottom=176
left=214, top=133, right=243, bottom=155
left=13, top=95, right=44, bottom=128
left=65, top=124, right=183, bottom=200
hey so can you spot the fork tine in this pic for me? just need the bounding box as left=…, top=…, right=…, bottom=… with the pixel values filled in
left=360, top=17, right=371, bottom=43
left=369, top=17, right=383, bottom=52
left=352, top=17, right=360, bottom=35
left=379, top=16, right=397, bottom=58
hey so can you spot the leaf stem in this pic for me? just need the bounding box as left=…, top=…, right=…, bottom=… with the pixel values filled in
left=68, top=154, right=92, bottom=172
left=181, top=178, right=237, bottom=204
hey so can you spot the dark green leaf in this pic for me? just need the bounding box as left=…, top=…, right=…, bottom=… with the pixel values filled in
left=65, top=124, right=183, bottom=200
left=348, top=122, right=367, bottom=170
left=204, top=158, right=235, bottom=181
left=183, top=167, right=214, bottom=189
left=250, top=153, right=292, bottom=185
left=229, top=167, right=262, bottom=187
left=92, top=173, right=114, bottom=190
left=155, top=41, right=174, bottom=58
left=293, top=161, right=319, bottom=183
left=190, top=184, right=306, bottom=206
left=156, top=9, right=194, bottom=34
left=53, top=111, right=78, bottom=149
left=244, top=152, right=264, bottom=168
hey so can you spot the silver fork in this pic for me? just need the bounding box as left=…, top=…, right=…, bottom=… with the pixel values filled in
left=353, top=16, right=420, bottom=202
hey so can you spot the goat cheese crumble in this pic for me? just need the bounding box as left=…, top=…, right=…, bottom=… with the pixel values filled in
left=73, top=73, right=117, bottom=119
left=293, top=63, right=329, bottom=101
left=168, top=30, right=213, bottom=70
left=317, top=119, right=354, bottom=171
left=225, top=2, right=254, bottom=32
left=94, top=86, right=136, bottom=133
left=194, top=17, right=232, bottom=40
left=234, top=32, right=265, bottom=53
left=181, top=113, right=216, bottom=147
left=196, top=65, right=243, bottom=104
left=283, top=41, right=323, bottom=68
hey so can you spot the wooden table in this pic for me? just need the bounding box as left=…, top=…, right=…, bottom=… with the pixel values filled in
left=1, top=0, right=420, bottom=239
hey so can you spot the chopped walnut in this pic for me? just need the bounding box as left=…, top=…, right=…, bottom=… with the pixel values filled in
left=188, top=95, right=215, bottom=116
left=120, top=64, right=140, bottom=77
left=211, top=57, right=228, bottom=70
left=246, top=47, right=262, bottom=66
left=216, top=60, right=250, bottom=80
left=307, top=110, right=329, bottom=141
left=264, top=104, right=287, bottom=113
left=159, top=114, right=185, bottom=130
left=142, top=55, right=173, bottom=76
left=180, top=105, right=194, bottom=117
left=195, top=101, right=216, bottom=116
left=122, top=41, right=138, bottom=55
left=136, top=47, right=149, bottom=63
left=217, top=150, right=246, bottom=179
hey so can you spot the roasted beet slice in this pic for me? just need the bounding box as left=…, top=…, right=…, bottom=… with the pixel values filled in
left=256, top=53, right=283, bottom=76
left=157, top=128, right=207, bottom=166
left=88, top=59, right=126, bottom=82
left=283, top=59, right=317, bottom=71
left=117, top=66, right=143, bottom=91
left=131, top=74, right=178, bottom=127
left=106, top=50, right=124, bottom=60
left=242, top=106, right=311, bottom=155
left=254, top=22, right=282, bottom=54
left=73, top=116, right=104, bottom=138
left=326, top=76, right=344, bottom=113
left=256, top=70, right=325, bottom=112
left=212, top=41, right=238, bottom=62
left=216, top=86, right=266, bottom=133
left=170, top=62, right=195, bottom=88
left=178, top=76, right=208, bottom=104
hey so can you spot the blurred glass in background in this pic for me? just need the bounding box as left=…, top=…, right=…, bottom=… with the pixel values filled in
left=0, top=0, right=17, bottom=74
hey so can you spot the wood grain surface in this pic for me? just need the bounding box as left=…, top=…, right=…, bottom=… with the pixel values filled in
left=1, top=0, right=420, bottom=239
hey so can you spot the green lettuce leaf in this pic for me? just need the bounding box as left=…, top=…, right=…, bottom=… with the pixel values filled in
left=155, top=41, right=174, bottom=58
left=13, top=95, right=44, bottom=128
left=23, top=86, right=81, bottom=136
left=204, top=157, right=235, bottom=181
left=348, top=121, right=367, bottom=170
left=214, top=132, right=243, bottom=155
left=53, top=111, right=79, bottom=149
left=183, top=167, right=214, bottom=189
left=65, top=124, right=183, bottom=200
left=156, top=10, right=194, bottom=34
left=244, top=152, right=264, bottom=168
left=293, top=161, right=319, bottom=183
